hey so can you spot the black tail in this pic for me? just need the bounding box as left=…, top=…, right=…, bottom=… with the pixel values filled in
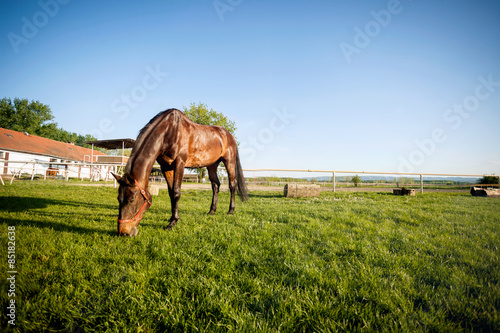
left=235, top=151, right=249, bottom=201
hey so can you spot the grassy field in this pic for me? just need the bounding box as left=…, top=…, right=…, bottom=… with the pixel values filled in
left=0, top=180, right=499, bottom=332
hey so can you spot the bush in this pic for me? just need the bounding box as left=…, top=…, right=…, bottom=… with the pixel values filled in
left=351, top=175, right=361, bottom=187
left=479, top=175, right=498, bottom=185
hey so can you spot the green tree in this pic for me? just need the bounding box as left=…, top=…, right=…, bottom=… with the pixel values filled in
left=0, top=97, right=54, bottom=134
left=0, top=97, right=97, bottom=148
left=182, top=102, right=237, bottom=137
left=182, top=102, right=238, bottom=181
left=351, top=175, right=362, bottom=187
left=479, top=175, right=498, bottom=185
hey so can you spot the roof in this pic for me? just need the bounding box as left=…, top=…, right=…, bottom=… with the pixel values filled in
left=0, top=128, right=105, bottom=162
left=84, top=139, right=135, bottom=149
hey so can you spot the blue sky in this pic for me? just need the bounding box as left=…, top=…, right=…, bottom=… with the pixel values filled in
left=1, top=0, right=499, bottom=177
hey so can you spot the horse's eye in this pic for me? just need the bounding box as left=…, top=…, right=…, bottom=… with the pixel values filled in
left=126, top=189, right=138, bottom=203
left=117, top=192, right=125, bottom=204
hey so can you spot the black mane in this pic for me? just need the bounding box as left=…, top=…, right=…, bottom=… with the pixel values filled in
left=125, top=109, right=180, bottom=174
left=135, top=109, right=179, bottom=147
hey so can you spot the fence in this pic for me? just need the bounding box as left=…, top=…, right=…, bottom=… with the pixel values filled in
left=1, top=161, right=498, bottom=194
left=0, top=160, right=123, bottom=185
left=241, top=168, right=500, bottom=193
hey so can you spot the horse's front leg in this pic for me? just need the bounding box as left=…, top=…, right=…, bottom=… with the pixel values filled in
left=162, top=169, right=177, bottom=229
left=166, top=163, right=184, bottom=230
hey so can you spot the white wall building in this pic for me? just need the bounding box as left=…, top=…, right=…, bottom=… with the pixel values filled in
left=0, top=127, right=108, bottom=180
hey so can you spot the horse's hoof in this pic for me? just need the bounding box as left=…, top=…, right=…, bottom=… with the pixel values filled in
left=165, top=220, right=177, bottom=230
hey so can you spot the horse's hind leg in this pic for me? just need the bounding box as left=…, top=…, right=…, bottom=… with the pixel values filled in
left=207, top=163, right=220, bottom=215
left=224, top=159, right=237, bottom=215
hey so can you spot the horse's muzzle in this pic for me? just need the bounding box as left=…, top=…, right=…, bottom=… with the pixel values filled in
left=119, top=226, right=139, bottom=237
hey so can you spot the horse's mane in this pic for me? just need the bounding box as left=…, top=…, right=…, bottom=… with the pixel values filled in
left=135, top=109, right=178, bottom=147
left=125, top=108, right=181, bottom=174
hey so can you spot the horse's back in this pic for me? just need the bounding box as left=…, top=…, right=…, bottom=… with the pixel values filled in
left=169, top=111, right=236, bottom=168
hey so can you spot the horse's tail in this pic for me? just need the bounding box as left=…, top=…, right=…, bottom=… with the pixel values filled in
left=235, top=150, right=249, bottom=201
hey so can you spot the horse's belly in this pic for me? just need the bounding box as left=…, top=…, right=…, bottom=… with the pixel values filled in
left=185, top=153, right=220, bottom=168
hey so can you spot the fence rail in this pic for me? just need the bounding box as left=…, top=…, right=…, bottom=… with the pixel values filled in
left=1, top=161, right=498, bottom=194
left=240, top=168, right=499, bottom=193
left=0, top=160, right=124, bottom=185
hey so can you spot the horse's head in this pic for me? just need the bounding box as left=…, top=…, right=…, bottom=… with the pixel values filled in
left=112, top=173, right=152, bottom=237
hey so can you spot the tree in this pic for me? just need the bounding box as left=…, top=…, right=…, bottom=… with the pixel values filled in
left=0, top=97, right=97, bottom=148
left=0, top=97, right=54, bottom=134
left=181, top=102, right=238, bottom=181
left=182, top=102, right=237, bottom=136
left=479, top=175, right=498, bottom=185
left=351, top=175, right=362, bottom=187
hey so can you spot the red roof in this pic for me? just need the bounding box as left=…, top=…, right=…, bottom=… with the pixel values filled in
left=0, top=128, right=105, bottom=161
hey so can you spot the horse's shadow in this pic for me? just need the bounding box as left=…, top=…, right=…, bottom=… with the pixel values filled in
left=1, top=217, right=116, bottom=236
left=0, top=196, right=54, bottom=212
left=248, top=192, right=283, bottom=199
left=0, top=196, right=116, bottom=236
left=0, top=196, right=114, bottom=212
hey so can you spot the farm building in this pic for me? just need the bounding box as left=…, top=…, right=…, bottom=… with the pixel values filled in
left=0, top=127, right=109, bottom=180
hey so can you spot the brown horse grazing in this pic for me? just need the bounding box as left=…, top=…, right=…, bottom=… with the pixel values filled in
left=112, top=109, right=248, bottom=236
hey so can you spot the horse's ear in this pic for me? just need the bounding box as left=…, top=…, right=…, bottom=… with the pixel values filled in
left=111, top=173, right=122, bottom=182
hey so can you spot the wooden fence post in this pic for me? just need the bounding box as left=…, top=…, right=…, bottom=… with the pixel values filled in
left=420, top=174, right=423, bottom=194
left=332, top=171, right=336, bottom=192
left=31, top=161, right=36, bottom=181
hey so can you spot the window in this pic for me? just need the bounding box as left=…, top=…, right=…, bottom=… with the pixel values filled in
left=49, top=158, right=59, bottom=170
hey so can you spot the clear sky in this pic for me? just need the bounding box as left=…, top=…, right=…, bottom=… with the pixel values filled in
left=1, top=0, right=499, bottom=177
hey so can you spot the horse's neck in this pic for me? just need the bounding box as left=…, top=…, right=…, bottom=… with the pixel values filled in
left=126, top=111, right=180, bottom=186
left=127, top=141, right=161, bottom=187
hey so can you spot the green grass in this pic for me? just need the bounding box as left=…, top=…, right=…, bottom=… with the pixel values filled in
left=1, top=180, right=499, bottom=332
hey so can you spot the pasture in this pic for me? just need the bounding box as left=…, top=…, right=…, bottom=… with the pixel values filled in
left=1, top=181, right=499, bottom=332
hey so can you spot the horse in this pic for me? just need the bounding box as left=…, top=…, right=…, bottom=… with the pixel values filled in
left=112, top=108, right=248, bottom=236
